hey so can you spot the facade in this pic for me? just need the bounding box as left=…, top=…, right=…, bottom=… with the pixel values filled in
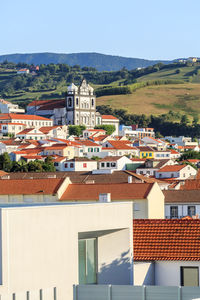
left=0, top=202, right=133, bottom=300
left=54, top=157, right=98, bottom=172
left=98, top=156, right=133, bottom=172
left=164, top=190, right=200, bottom=218
left=66, top=80, right=98, bottom=128
left=155, top=164, right=197, bottom=179
left=0, top=113, right=53, bottom=128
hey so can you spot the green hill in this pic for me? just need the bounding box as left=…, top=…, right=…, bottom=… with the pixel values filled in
left=1, top=60, right=200, bottom=121
left=0, top=52, right=171, bottom=71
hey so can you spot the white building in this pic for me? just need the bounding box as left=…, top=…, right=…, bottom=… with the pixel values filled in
left=0, top=99, right=25, bottom=114
left=101, top=115, right=119, bottom=136
left=0, top=202, right=133, bottom=300
left=54, top=157, right=98, bottom=172
left=97, top=156, right=133, bottom=173
left=155, top=164, right=197, bottom=180
left=0, top=113, right=53, bottom=128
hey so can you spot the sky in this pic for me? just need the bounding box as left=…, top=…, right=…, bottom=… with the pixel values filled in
left=0, top=0, right=200, bottom=60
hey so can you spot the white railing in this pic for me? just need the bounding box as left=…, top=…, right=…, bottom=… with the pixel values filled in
left=73, top=285, right=200, bottom=300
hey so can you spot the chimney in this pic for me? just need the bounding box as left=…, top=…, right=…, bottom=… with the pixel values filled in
left=128, top=176, right=132, bottom=184
left=99, top=193, right=111, bottom=203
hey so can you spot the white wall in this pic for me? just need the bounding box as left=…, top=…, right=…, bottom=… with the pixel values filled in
left=134, top=262, right=155, bottom=285
left=155, top=261, right=200, bottom=286
left=0, top=202, right=133, bottom=300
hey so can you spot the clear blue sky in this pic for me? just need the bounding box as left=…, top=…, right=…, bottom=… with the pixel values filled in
left=1, top=0, right=200, bottom=60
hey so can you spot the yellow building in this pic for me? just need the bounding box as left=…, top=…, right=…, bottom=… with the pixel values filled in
left=138, top=146, right=154, bottom=159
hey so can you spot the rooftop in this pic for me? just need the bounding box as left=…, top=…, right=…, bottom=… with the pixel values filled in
left=60, top=182, right=153, bottom=201
left=133, top=219, right=200, bottom=261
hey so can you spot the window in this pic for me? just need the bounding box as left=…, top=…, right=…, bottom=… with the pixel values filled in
left=91, top=99, right=94, bottom=107
left=188, top=206, right=196, bottom=217
left=64, top=163, right=68, bottom=168
left=83, top=163, right=87, bottom=168
left=170, top=206, right=178, bottom=218
left=68, top=98, right=72, bottom=107
left=111, top=162, right=116, bottom=167
left=181, top=267, right=199, bottom=286
left=78, top=238, right=97, bottom=284
left=101, top=163, right=105, bottom=167
left=70, top=163, right=74, bottom=168
left=54, top=163, right=58, bottom=166
left=76, top=98, right=79, bottom=106
left=149, top=153, right=152, bottom=157
left=106, top=162, right=110, bottom=167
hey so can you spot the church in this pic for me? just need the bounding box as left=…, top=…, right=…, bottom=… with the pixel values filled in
left=66, top=79, right=101, bottom=127
left=26, top=79, right=119, bottom=133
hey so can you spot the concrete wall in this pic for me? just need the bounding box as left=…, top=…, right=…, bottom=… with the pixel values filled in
left=0, top=202, right=133, bottom=300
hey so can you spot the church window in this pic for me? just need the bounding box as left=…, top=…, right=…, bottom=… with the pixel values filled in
left=92, top=99, right=94, bottom=106
left=76, top=98, right=79, bottom=106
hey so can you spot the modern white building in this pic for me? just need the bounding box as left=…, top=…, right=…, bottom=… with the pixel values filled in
left=0, top=202, right=133, bottom=300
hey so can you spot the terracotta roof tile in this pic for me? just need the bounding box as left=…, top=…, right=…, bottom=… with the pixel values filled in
left=0, top=178, right=64, bottom=195
left=101, top=115, right=119, bottom=120
left=158, top=165, right=185, bottom=173
left=60, top=182, right=153, bottom=201
left=0, top=113, right=52, bottom=121
left=133, top=219, right=200, bottom=261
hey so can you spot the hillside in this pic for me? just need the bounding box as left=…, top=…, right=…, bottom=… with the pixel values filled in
left=0, top=52, right=171, bottom=71
left=97, top=83, right=200, bottom=118
left=1, top=60, right=200, bottom=121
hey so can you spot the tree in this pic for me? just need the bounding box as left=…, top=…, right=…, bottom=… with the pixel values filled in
left=42, top=156, right=56, bottom=172
left=181, top=114, right=189, bottom=126
left=68, top=125, right=86, bottom=137
left=94, top=125, right=115, bottom=135
left=0, top=152, right=12, bottom=171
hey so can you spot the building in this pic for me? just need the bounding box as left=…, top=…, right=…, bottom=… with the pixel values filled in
left=133, top=219, right=200, bottom=286
left=27, top=99, right=66, bottom=125
left=54, top=157, right=98, bottom=172
left=0, top=202, right=133, bottom=300
left=60, top=182, right=165, bottom=219
left=0, top=113, right=53, bottom=128
left=17, top=68, right=30, bottom=74
left=164, top=190, right=200, bottom=218
left=155, top=164, right=197, bottom=180
left=97, top=156, right=134, bottom=173
left=101, top=115, right=119, bottom=135
left=66, top=79, right=100, bottom=128
left=0, top=99, right=25, bottom=114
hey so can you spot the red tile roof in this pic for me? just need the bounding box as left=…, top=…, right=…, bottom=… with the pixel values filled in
left=164, top=189, right=200, bottom=203
left=60, top=182, right=153, bottom=201
left=0, top=178, right=64, bottom=195
left=133, top=219, right=200, bottom=261
left=101, top=115, right=119, bottom=120
left=106, top=140, right=134, bottom=150
left=157, top=165, right=185, bottom=173
left=0, top=113, right=52, bottom=121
